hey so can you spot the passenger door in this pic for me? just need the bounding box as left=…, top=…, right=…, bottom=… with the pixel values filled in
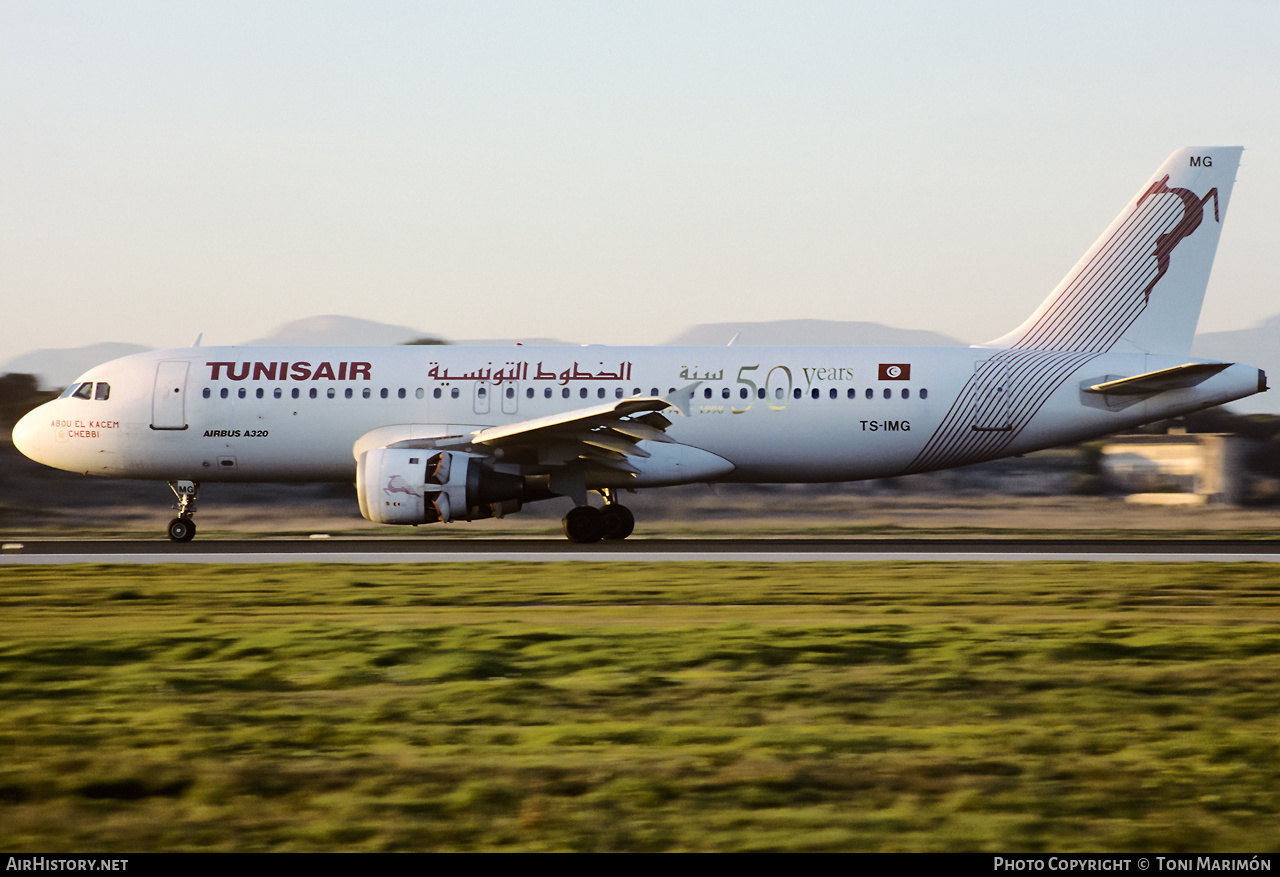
left=151, top=361, right=190, bottom=430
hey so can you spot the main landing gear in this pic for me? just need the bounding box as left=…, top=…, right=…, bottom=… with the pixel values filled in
left=561, top=489, right=635, bottom=544
left=166, top=480, right=199, bottom=543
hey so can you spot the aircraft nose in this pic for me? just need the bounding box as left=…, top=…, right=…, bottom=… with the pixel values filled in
left=12, top=405, right=50, bottom=466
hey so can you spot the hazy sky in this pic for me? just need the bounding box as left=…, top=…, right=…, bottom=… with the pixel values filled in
left=3, top=1, right=1278, bottom=361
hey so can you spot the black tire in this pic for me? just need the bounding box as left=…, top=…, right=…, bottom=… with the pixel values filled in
left=562, top=506, right=605, bottom=544
left=600, top=504, right=635, bottom=540
left=167, top=517, right=196, bottom=543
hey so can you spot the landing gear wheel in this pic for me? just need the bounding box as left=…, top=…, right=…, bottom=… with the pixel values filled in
left=562, top=506, right=605, bottom=544
left=166, top=481, right=200, bottom=543
left=167, top=517, right=196, bottom=543
left=600, top=504, right=635, bottom=540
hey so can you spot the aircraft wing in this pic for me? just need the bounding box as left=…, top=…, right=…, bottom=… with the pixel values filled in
left=466, top=396, right=677, bottom=468
left=353, top=385, right=728, bottom=512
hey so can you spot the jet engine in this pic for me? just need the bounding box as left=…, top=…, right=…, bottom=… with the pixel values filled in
left=356, top=448, right=526, bottom=525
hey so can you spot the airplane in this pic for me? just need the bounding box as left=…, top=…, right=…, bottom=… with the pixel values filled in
left=12, top=147, right=1266, bottom=543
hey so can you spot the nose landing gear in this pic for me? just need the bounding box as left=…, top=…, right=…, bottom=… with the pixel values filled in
left=167, top=516, right=196, bottom=543
left=166, top=480, right=199, bottom=543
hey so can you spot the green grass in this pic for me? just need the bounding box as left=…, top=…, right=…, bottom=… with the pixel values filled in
left=1, top=562, right=1278, bottom=851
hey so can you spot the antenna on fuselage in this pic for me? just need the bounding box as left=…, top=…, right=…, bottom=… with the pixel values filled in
left=726, top=333, right=739, bottom=347
left=191, top=333, right=203, bottom=347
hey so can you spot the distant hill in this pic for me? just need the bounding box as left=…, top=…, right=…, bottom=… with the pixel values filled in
left=242, top=315, right=428, bottom=346
left=1, top=342, right=153, bottom=390
left=6, top=314, right=1279, bottom=415
left=243, top=316, right=575, bottom=349
left=670, top=318, right=1279, bottom=414
left=666, top=320, right=965, bottom=347
left=455, top=337, right=574, bottom=347
left=1192, top=316, right=1280, bottom=414
left=0, top=315, right=577, bottom=389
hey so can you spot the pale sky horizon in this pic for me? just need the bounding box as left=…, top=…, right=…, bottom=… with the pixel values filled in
left=4, top=1, right=1279, bottom=364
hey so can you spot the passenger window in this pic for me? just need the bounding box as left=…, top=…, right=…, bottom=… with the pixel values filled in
left=275, top=388, right=283, bottom=399
left=562, top=388, right=570, bottom=399
left=793, top=388, right=802, bottom=399
left=811, top=388, right=819, bottom=400
left=416, top=388, right=424, bottom=399
left=920, top=388, right=928, bottom=400
left=740, top=388, right=748, bottom=399
left=579, top=388, right=588, bottom=399
left=94, top=383, right=110, bottom=400
left=757, top=388, right=765, bottom=399
left=291, top=388, right=300, bottom=399
left=327, top=388, right=336, bottom=399
left=433, top=388, right=441, bottom=399
left=847, top=388, right=855, bottom=399
left=722, top=388, right=730, bottom=399
left=345, top=388, right=353, bottom=399
left=238, top=388, right=247, bottom=399
left=220, top=388, right=229, bottom=399
left=507, top=387, right=515, bottom=399
left=597, top=387, right=605, bottom=399
left=651, top=388, right=659, bottom=397
left=309, top=388, right=317, bottom=399
left=704, top=387, right=712, bottom=399
left=633, top=387, right=641, bottom=396
left=883, top=388, right=891, bottom=399
left=72, top=382, right=93, bottom=400
left=256, top=388, right=264, bottom=399
left=363, top=388, right=372, bottom=399
left=865, top=388, right=873, bottom=399
left=901, top=388, right=910, bottom=399
left=202, top=388, right=211, bottom=399
left=775, top=388, right=783, bottom=399
left=829, top=388, right=837, bottom=399
left=526, top=388, right=534, bottom=399
left=477, top=387, right=486, bottom=398
left=380, top=388, right=389, bottom=399
left=450, top=388, right=460, bottom=399
left=615, top=388, right=623, bottom=399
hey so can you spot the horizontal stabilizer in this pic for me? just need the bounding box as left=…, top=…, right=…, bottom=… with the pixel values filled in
left=1084, top=362, right=1231, bottom=396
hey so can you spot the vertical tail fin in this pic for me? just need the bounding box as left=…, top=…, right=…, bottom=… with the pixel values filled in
left=983, top=147, right=1242, bottom=355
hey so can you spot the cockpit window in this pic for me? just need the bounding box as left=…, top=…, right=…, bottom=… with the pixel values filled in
left=94, top=382, right=110, bottom=401
left=71, top=382, right=93, bottom=400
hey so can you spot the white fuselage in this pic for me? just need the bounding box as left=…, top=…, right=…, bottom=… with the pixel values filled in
left=13, top=344, right=1265, bottom=487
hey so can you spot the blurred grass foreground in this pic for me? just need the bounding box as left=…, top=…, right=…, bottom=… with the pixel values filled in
left=1, top=561, right=1278, bottom=852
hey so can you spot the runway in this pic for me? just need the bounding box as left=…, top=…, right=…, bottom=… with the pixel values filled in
left=3, top=537, right=1280, bottom=564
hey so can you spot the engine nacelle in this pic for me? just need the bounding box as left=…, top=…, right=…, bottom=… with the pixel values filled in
left=356, top=448, right=526, bottom=525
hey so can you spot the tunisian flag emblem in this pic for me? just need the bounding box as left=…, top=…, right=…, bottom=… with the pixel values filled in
left=878, top=363, right=911, bottom=380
